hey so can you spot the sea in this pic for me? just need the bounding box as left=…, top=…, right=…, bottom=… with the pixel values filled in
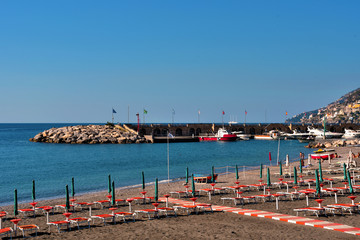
left=0, top=123, right=313, bottom=206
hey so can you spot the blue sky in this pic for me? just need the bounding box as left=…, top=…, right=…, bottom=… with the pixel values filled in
left=0, top=1, right=359, bottom=123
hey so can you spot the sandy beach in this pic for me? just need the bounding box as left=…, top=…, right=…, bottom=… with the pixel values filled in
left=1, top=146, right=360, bottom=239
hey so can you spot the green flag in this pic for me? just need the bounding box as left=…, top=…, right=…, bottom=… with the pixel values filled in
left=144, top=109, right=148, bottom=114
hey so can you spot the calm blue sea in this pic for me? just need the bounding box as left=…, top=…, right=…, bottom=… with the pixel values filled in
left=0, top=123, right=313, bottom=206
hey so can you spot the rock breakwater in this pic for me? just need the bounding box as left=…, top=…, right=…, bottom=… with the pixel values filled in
left=306, top=139, right=360, bottom=149
left=29, top=124, right=150, bottom=144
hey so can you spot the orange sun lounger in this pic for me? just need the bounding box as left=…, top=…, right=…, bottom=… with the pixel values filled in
left=0, top=227, right=13, bottom=239
left=18, top=224, right=39, bottom=237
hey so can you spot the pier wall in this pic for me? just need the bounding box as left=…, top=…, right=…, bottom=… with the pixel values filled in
left=125, top=123, right=360, bottom=137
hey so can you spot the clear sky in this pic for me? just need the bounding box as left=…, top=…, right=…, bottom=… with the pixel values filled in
left=0, top=1, right=359, bottom=123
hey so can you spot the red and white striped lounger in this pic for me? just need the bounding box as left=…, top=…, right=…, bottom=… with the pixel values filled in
left=48, top=220, right=70, bottom=233
left=157, top=207, right=177, bottom=217
left=135, top=209, right=158, bottom=219
left=221, top=197, right=244, bottom=206
left=114, top=212, right=136, bottom=222
left=91, top=214, right=115, bottom=225
left=18, top=224, right=39, bottom=237
left=294, top=207, right=326, bottom=217
left=0, top=227, right=13, bottom=239
left=69, top=217, right=91, bottom=229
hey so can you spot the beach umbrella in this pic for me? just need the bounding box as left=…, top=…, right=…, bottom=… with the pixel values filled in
left=186, top=167, right=189, bottom=185
left=32, top=180, right=36, bottom=202
left=299, top=159, right=303, bottom=174
left=191, top=174, right=196, bottom=197
left=318, top=160, right=324, bottom=182
left=112, top=181, right=115, bottom=205
left=347, top=170, right=354, bottom=194
left=343, top=163, right=347, bottom=180
left=211, top=166, right=215, bottom=183
left=65, top=185, right=70, bottom=212
left=108, top=174, right=111, bottom=194
left=267, top=168, right=271, bottom=187
left=154, top=178, right=158, bottom=202
left=71, top=177, right=75, bottom=199
left=315, top=169, right=320, bottom=197
left=279, top=162, right=283, bottom=176
left=14, top=189, right=18, bottom=216
left=235, top=165, right=239, bottom=180
left=294, top=167, right=298, bottom=185
left=260, top=164, right=263, bottom=179
left=142, top=171, right=145, bottom=190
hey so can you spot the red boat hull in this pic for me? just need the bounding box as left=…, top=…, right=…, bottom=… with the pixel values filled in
left=199, top=134, right=237, bottom=142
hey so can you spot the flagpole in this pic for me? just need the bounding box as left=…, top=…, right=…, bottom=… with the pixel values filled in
left=112, top=108, right=114, bottom=123
left=245, top=110, right=247, bottom=125
left=277, top=138, right=280, bottom=166
left=167, top=130, right=170, bottom=183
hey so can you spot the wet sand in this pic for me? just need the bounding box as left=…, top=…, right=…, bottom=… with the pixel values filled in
left=1, top=146, right=360, bottom=239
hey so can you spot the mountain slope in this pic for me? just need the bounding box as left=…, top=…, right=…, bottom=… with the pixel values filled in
left=286, top=88, right=360, bottom=124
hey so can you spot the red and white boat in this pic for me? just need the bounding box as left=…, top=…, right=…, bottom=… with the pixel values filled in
left=311, top=149, right=336, bottom=160
left=198, top=128, right=237, bottom=142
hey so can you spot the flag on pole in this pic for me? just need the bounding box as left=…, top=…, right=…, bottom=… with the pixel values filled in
left=198, top=110, right=200, bottom=115
left=168, top=132, right=175, bottom=138
left=285, top=111, right=288, bottom=116
left=144, top=109, right=148, bottom=114
left=222, top=110, right=225, bottom=115
left=112, top=108, right=117, bottom=114
left=245, top=110, right=247, bottom=115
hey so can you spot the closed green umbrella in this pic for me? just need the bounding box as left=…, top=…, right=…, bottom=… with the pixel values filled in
left=14, top=189, right=18, bottom=216
left=299, top=159, right=303, bottom=174
left=235, top=165, right=239, bottom=180
left=211, top=166, right=215, bottom=183
left=279, top=162, right=283, bottom=176
left=186, top=167, right=189, bottom=185
left=71, top=177, right=75, bottom=199
left=142, top=171, right=145, bottom=190
left=267, top=168, right=271, bottom=187
left=343, top=163, right=347, bottom=180
left=65, top=185, right=70, bottom=212
left=294, top=167, right=298, bottom=185
left=112, top=181, right=115, bottom=205
left=32, top=180, right=36, bottom=202
left=318, top=160, right=323, bottom=182
left=315, top=169, right=320, bottom=197
left=191, top=174, right=196, bottom=197
left=154, top=178, right=158, bottom=202
left=108, top=174, right=112, bottom=194
left=347, top=170, right=354, bottom=194
left=260, top=164, right=263, bottom=179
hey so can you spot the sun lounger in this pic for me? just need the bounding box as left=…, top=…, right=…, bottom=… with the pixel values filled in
left=254, top=194, right=271, bottom=202
left=18, top=224, right=39, bottom=237
left=69, top=217, right=91, bottom=229
left=18, top=208, right=36, bottom=218
left=114, top=212, right=136, bottom=222
left=54, top=204, right=75, bottom=212
left=47, top=220, right=70, bottom=233
left=173, top=205, right=198, bottom=215
left=36, top=206, right=54, bottom=215
left=326, top=204, right=359, bottom=214
left=91, top=214, right=115, bottom=225
left=170, top=191, right=188, bottom=198
left=294, top=207, right=326, bottom=217
left=93, top=200, right=111, bottom=209
left=221, top=197, right=244, bottom=206
left=0, top=227, right=13, bottom=239
left=135, top=209, right=158, bottom=219
left=324, top=206, right=343, bottom=215
left=195, top=203, right=213, bottom=213
left=157, top=207, right=177, bottom=217
left=131, top=197, right=151, bottom=204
